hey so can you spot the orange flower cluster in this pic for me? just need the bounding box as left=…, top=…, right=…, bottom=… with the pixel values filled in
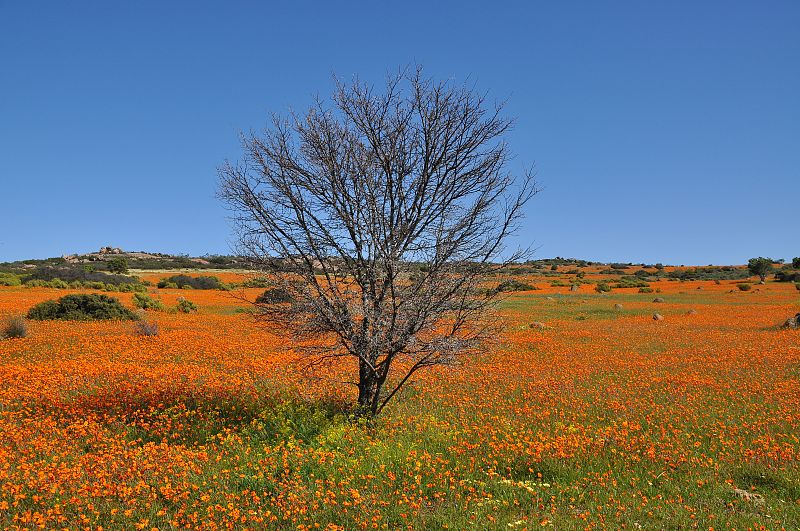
left=0, top=277, right=798, bottom=528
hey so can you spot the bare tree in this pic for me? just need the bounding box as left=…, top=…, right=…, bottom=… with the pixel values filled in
left=219, top=67, right=536, bottom=417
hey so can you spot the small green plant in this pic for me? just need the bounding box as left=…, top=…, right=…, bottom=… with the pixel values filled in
left=737, top=283, right=752, bottom=291
left=638, top=287, right=654, bottom=293
left=595, top=282, right=611, bottom=293
left=2, top=316, right=28, bottom=339
left=794, top=282, right=800, bottom=291
left=176, top=297, right=198, bottom=313
left=27, top=294, right=139, bottom=321
left=132, top=292, right=165, bottom=311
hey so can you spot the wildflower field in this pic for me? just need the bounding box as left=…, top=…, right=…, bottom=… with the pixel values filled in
left=0, top=273, right=798, bottom=529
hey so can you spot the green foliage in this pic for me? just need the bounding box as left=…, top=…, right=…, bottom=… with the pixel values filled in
left=612, top=277, right=650, bottom=289
left=747, top=257, right=773, bottom=281
left=737, top=283, right=752, bottom=291
left=107, top=257, right=129, bottom=274
left=793, top=257, right=800, bottom=269
left=638, top=287, right=654, bottom=293
left=0, top=273, right=21, bottom=286
left=2, top=316, right=28, bottom=339
left=595, top=282, right=612, bottom=293
left=27, top=294, right=139, bottom=321
left=255, top=288, right=294, bottom=304
left=158, top=275, right=225, bottom=290
left=23, top=278, right=146, bottom=292
left=493, top=279, right=537, bottom=293
left=795, top=282, right=800, bottom=291
left=176, top=297, right=198, bottom=313
left=132, top=293, right=165, bottom=311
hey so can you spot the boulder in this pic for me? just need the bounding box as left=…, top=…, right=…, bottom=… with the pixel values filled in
left=652, top=297, right=665, bottom=303
left=529, top=322, right=547, bottom=330
left=653, top=313, right=664, bottom=321
left=614, top=303, right=623, bottom=311
left=686, top=309, right=697, bottom=315
left=570, top=284, right=579, bottom=292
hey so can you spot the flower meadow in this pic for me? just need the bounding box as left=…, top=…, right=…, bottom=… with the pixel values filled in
left=0, top=274, right=798, bottom=529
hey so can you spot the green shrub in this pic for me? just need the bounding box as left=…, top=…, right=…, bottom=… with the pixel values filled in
left=107, top=257, right=129, bottom=274
left=737, top=283, right=752, bottom=291
left=176, top=297, right=198, bottom=313
left=132, top=293, right=165, bottom=311
left=158, top=275, right=224, bottom=290
left=256, top=288, right=294, bottom=304
left=493, top=279, right=537, bottom=293
left=27, top=294, right=139, bottom=321
left=795, top=282, right=800, bottom=291
left=595, top=282, right=612, bottom=293
left=638, top=287, right=654, bottom=293
left=612, top=277, right=650, bottom=289
left=2, top=316, right=28, bottom=339
left=0, top=273, right=21, bottom=286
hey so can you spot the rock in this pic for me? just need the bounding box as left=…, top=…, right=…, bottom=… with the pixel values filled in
left=782, top=313, right=800, bottom=330
left=529, top=322, right=547, bottom=330
left=652, top=297, right=665, bottom=303
left=546, top=296, right=555, bottom=301
left=733, top=488, right=764, bottom=505
left=570, top=284, right=579, bottom=292
left=614, top=303, right=623, bottom=310
left=653, top=313, right=664, bottom=321
left=686, top=309, right=697, bottom=315
left=696, top=286, right=703, bottom=290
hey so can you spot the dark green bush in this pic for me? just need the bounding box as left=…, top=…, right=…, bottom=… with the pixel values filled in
left=107, top=257, right=129, bottom=274
left=27, top=294, right=139, bottom=321
left=638, top=287, right=654, bottom=293
left=737, top=283, right=752, bottom=292
left=255, top=288, right=294, bottom=304
left=158, top=275, right=224, bottom=290
left=494, top=279, right=538, bottom=293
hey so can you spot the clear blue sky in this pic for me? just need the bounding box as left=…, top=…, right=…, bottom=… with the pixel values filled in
left=2, top=2, right=798, bottom=265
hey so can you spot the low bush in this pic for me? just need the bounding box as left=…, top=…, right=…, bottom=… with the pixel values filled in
left=638, top=287, right=654, bottom=293
left=27, top=294, right=139, bottom=321
left=612, top=277, right=650, bottom=289
left=737, top=283, right=752, bottom=291
left=595, top=282, right=612, bottom=293
left=795, top=282, right=800, bottom=291
left=0, top=273, right=21, bottom=286
left=176, top=297, right=198, bottom=313
left=158, top=275, right=225, bottom=290
left=493, top=279, right=537, bottom=293
left=2, top=316, right=28, bottom=339
left=132, top=293, right=165, bottom=311
left=255, top=288, right=294, bottom=304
